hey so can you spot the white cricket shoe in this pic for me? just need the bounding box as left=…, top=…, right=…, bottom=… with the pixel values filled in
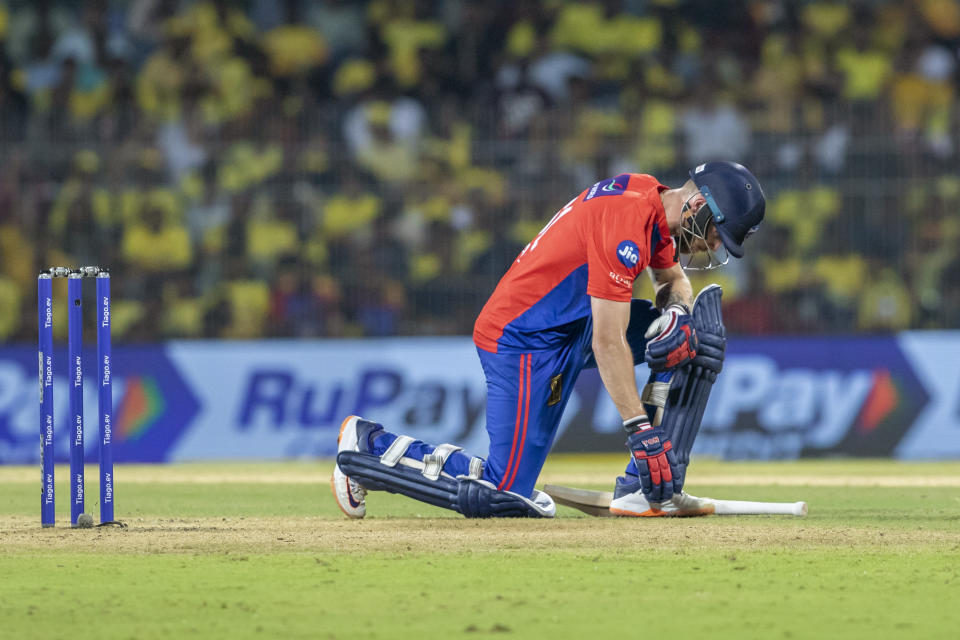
left=330, top=415, right=368, bottom=519
left=608, top=475, right=714, bottom=517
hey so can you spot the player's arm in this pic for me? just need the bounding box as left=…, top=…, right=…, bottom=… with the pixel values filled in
left=643, top=263, right=698, bottom=371
left=590, top=296, right=645, bottom=421
left=648, top=263, right=693, bottom=310
left=591, top=294, right=682, bottom=503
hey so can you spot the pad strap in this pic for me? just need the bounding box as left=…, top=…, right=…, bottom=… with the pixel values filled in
left=380, top=435, right=415, bottom=467
left=468, top=457, right=484, bottom=480
left=423, top=443, right=462, bottom=481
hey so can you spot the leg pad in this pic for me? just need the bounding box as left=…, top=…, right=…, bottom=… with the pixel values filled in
left=660, top=285, right=727, bottom=486
left=337, top=451, right=554, bottom=518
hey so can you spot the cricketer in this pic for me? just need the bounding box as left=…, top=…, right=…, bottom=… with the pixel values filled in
left=333, top=161, right=765, bottom=518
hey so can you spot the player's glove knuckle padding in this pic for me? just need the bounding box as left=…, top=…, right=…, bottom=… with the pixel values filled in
left=644, top=305, right=698, bottom=372
left=625, top=422, right=679, bottom=503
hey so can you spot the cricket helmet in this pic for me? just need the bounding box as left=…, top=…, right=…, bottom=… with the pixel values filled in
left=688, top=161, right=765, bottom=259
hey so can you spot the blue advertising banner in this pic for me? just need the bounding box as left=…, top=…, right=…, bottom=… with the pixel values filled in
left=0, top=345, right=201, bottom=463
left=0, top=334, right=958, bottom=463
left=556, top=337, right=932, bottom=459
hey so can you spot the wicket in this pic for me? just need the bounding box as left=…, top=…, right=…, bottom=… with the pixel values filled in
left=38, top=266, right=115, bottom=528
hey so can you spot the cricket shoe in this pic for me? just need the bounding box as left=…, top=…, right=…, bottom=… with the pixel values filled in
left=608, top=475, right=715, bottom=517
left=330, top=415, right=383, bottom=519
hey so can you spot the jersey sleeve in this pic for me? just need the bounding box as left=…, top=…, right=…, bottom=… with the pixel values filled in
left=648, top=214, right=677, bottom=270
left=585, top=202, right=646, bottom=301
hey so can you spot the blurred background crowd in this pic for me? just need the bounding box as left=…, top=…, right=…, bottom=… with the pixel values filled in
left=1, top=0, right=959, bottom=342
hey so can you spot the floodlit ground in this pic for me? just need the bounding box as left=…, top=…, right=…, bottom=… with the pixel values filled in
left=2, top=455, right=959, bottom=639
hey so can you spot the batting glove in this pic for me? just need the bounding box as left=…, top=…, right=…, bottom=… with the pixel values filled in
left=624, top=416, right=682, bottom=504
left=644, top=304, right=698, bottom=372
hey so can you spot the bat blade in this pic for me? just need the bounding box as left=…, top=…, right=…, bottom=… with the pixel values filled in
left=542, top=484, right=616, bottom=517
left=543, top=484, right=808, bottom=518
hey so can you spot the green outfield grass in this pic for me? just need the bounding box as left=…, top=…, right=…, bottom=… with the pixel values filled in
left=1, top=456, right=959, bottom=639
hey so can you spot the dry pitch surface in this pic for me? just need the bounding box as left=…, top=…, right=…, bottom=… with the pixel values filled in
left=2, top=456, right=959, bottom=639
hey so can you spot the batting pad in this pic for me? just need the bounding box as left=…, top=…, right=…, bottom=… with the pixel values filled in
left=662, top=284, right=726, bottom=486
left=337, top=451, right=555, bottom=518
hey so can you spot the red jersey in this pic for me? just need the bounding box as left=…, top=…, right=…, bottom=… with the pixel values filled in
left=473, top=173, right=675, bottom=353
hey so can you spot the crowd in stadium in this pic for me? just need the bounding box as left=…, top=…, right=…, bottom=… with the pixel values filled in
left=1, top=0, right=959, bottom=341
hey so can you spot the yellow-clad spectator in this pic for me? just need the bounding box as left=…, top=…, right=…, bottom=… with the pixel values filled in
left=199, top=56, right=269, bottom=126
left=751, top=34, right=805, bottom=133
left=857, top=266, right=914, bottom=331
left=767, top=185, right=841, bottom=255
left=552, top=4, right=661, bottom=58
left=0, top=223, right=33, bottom=290
left=454, top=167, right=506, bottom=207
left=136, top=35, right=189, bottom=122
left=563, top=107, right=627, bottom=162
left=421, top=119, right=472, bottom=173
left=321, top=190, right=383, bottom=239
left=223, top=278, right=271, bottom=338
left=801, top=2, right=850, bottom=40
left=246, top=194, right=299, bottom=270
left=163, top=294, right=204, bottom=338
left=756, top=227, right=812, bottom=294
left=453, top=229, right=493, bottom=274
left=158, top=1, right=267, bottom=126
left=379, top=15, right=446, bottom=88
left=355, top=103, right=420, bottom=184
left=305, top=170, right=384, bottom=266
left=506, top=20, right=536, bottom=59
left=918, top=0, right=960, bottom=39
left=97, top=181, right=185, bottom=232
left=0, top=275, right=21, bottom=340
left=890, top=41, right=954, bottom=151
left=550, top=3, right=605, bottom=53
left=48, top=162, right=97, bottom=238
left=873, top=3, right=909, bottom=51
left=910, top=179, right=960, bottom=317
left=628, top=99, right=678, bottom=171
left=262, top=24, right=329, bottom=77
left=813, top=254, right=868, bottom=313
left=218, top=141, right=285, bottom=193
left=166, top=1, right=256, bottom=42
left=160, top=0, right=257, bottom=86
left=834, top=31, right=894, bottom=101
left=641, top=58, right=687, bottom=98
left=333, top=58, right=377, bottom=97
left=607, top=12, right=662, bottom=57
left=68, top=62, right=111, bottom=123
left=158, top=277, right=205, bottom=338
left=121, top=206, right=193, bottom=273
left=30, top=57, right=111, bottom=126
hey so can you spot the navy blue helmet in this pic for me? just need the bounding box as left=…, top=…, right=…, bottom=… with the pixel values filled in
left=689, top=161, right=765, bottom=258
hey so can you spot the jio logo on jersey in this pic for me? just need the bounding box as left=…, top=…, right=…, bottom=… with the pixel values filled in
left=616, top=240, right=640, bottom=268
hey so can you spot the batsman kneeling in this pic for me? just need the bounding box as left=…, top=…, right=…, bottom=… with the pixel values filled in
left=332, top=161, right=765, bottom=518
